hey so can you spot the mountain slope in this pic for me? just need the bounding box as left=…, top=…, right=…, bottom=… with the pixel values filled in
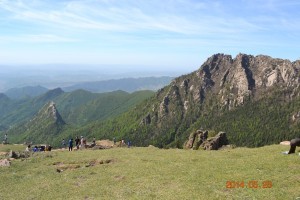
left=0, top=93, right=12, bottom=130
left=54, top=90, right=155, bottom=125
left=0, top=88, right=65, bottom=127
left=7, top=101, right=66, bottom=144
left=0, top=88, right=154, bottom=129
left=79, top=53, right=300, bottom=147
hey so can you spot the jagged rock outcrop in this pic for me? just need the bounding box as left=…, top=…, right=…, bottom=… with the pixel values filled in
left=6, top=101, right=66, bottom=145
left=185, top=129, right=208, bottom=149
left=201, top=132, right=228, bottom=150
left=185, top=130, right=228, bottom=150
left=28, top=101, right=65, bottom=127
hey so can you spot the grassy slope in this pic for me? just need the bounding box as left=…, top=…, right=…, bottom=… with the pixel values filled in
left=0, top=145, right=299, bottom=199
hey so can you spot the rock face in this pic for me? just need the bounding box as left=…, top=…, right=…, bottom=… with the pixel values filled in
left=34, top=101, right=65, bottom=125
left=185, top=130, right=228, bottom=150
left=185, top=130, right=208, bottom=149
left=8, top=150, right=31, bottom=159
left=201, top=132, right=228, bottom=150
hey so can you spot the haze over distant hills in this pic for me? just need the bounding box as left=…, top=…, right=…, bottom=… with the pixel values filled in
left=3, top=77, right=173, bottom=100
left=63, top=76, right=173, bottom=93
left=0, top=65, right=188, bottom=92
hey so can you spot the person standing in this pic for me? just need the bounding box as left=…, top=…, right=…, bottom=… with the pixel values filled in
left=127, top=140, right=131, bottom=148
left=4, top=134, right=8, bottom=144
left=288, top=138, right=300, bottom=154
left=75, top=136, right=80, bottom=150
left=68, top=138, right=73, bottom=151
left=80, top=136, right=85, bottom=148
left=62, top=139, right=66, bottom=149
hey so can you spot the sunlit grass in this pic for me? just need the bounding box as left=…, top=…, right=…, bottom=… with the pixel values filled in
left=0, top=145, right=299, bottom=199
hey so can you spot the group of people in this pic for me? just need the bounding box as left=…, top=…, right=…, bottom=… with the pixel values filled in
left=25, top=144, right=52, bottom=152
left=62, top=136, right=96, bottom=151
left=118, top=138, right=132, bottom=148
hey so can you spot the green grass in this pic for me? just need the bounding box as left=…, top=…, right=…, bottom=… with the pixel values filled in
left=0, top=145, right=299, bottom=199
left=0, top=144, right=26, bottom=153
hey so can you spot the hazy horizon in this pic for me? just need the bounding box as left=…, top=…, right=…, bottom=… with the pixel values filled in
left=0, top=64, right=189, bottom=92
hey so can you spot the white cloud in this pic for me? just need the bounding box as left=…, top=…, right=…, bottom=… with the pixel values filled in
left=0, top=34, right=77, bottom=43
left=0, top=0, right=264, bottom=36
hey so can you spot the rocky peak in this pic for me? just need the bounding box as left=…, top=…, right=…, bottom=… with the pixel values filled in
left=47, top=101, right=60, bottom=121
left=31, top=101, right=65, bottom=126
left=198, top=53, right=300, bottom=107
left=144, top=53, right=300, bottom=128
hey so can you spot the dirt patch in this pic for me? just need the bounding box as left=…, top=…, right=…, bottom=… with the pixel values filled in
left=96, top=140, right=114, bottom=147
left=54, top=159, right=115, bottom=172
left=114, top=175, right=125, bottom=181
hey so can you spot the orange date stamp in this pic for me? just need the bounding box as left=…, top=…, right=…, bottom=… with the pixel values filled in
left=226, top=180, right=272, bottom=189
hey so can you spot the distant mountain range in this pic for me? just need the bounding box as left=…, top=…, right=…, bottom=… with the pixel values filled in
left=5, top=85, right=48, bottom=99
left=4, top=76, right=173, bottom=99
left=63, top=76, right=174, bottom=93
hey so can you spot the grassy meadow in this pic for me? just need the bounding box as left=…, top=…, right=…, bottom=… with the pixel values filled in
left=0, top=144, right=299, bottom=200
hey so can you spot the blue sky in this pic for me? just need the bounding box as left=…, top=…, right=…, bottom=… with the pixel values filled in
left=0, top=0, right=299, bottom=71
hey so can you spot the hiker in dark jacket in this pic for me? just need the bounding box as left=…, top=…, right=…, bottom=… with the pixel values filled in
left=288, top=138, right=300, bottom=154
left=75, top=136, right=80, bottom=150
left=68, top=138, right=73, bottom=151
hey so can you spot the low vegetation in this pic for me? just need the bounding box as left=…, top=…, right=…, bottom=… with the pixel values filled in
left=0, top=144, right=299, bottom=199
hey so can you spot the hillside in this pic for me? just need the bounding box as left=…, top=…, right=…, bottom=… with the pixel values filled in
left=0, top=88, right=154, bottom=128
left=7, top=101, right=66, bottom=144
left=1, top=89, right=154, bottom=146
left=0, top=145, right=299, bottom=199
left=0, top=88, right=65, bottom=128
left=63, top=76, right=173, bottom=93
left=77, top=53, right=300, bottom=148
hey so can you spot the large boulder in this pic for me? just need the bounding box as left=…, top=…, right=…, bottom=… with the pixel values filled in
left=185, top=129, right=208, bottom=149
left=8, top=150, right=18, bottom=159
left=8, top=150, right=31, bottom=159
left=201, top=132, right=228, bottom=150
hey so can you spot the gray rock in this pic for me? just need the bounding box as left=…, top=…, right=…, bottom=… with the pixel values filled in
left=8, top=150, right=18, bottom=159
left=201, top=132, right=228, bottom=150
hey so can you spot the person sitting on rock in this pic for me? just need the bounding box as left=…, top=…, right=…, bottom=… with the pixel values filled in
left=33, top=146, right=39, bottom=152
left=288, top=138, right=300, bottom=154
left=25, top=145, right=31, bottom=152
